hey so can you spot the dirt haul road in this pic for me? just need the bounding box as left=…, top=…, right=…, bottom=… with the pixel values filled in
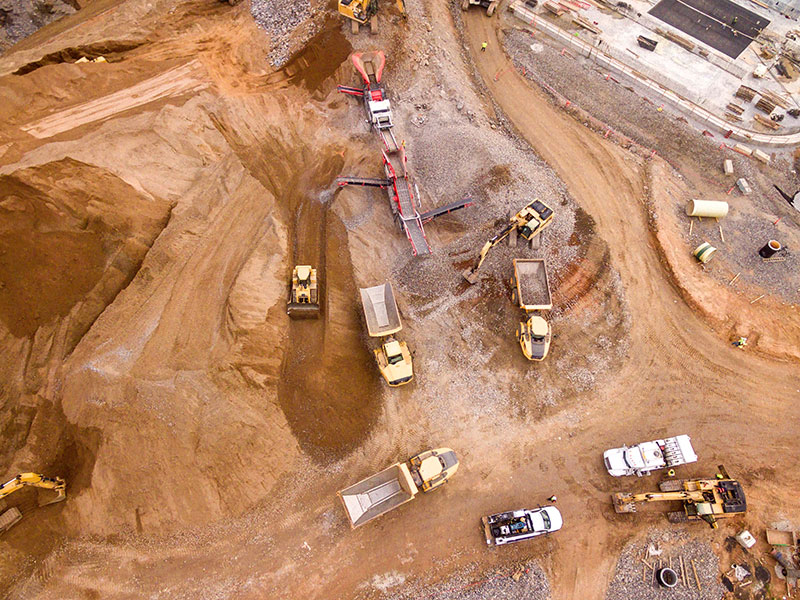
left=461, top=8, right=800, bottom=598
left=0, top=0, right=798, bottom=599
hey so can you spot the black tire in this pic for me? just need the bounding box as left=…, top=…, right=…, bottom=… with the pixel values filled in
left=667, top=511, right=688, bottom=523
left=659, top=479, right=685, bottom=492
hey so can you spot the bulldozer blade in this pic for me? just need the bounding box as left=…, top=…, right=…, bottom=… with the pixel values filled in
left=462, top=269, right=479, bottom=285
left=287, top=303, right=320, bottom=319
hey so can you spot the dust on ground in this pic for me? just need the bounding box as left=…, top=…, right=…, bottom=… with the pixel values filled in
left=0, top=0, right=798, bottom=599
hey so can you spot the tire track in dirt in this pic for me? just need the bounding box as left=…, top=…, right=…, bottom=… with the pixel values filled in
left=461, top=8, right=800, bottom=599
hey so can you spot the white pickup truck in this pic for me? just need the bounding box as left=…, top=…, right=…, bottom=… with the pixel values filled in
left=603, top=435, right=697, bottom=477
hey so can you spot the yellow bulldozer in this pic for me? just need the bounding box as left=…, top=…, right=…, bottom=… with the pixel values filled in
left=287, top=265, right=320, bottom=319
left=612, top=467, right=746, bottom=529
left=338, top=0, right=406, bottom=34
left=0, top=473, right=66, bottom=533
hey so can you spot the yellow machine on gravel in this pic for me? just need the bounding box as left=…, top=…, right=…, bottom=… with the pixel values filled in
left=338, top=0, right=406, bottom=33
left=287, top=265, right=320, bottom=319
left=338, top=448, right=459, bottom=527
left=359, top=282, right=413, bottom=386
left=612, top=467, right=746, bottom=529
left=511, top=259, right=553, bottom=361
left=463, top=199, right=554, bottom=284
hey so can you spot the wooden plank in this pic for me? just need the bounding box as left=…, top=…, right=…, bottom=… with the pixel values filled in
left=692, top=558, right=701, bottom=590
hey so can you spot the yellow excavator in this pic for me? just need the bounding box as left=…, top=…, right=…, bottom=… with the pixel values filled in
left=463, top=199, right=554, bottom=284
left=338, top=0, right=406, bottom=34
left=287, top=265, right=320, bottom=319
left=0, top=473, right=66, bottom=533
left=612, top=467, right=746, bottom=529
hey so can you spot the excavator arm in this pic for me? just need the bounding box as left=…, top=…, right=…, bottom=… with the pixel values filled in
left=612, top=489, right=705, bottom=514
left=462, top=222, right=515, bottom=284
left=0, top=473, right=66, bottom=506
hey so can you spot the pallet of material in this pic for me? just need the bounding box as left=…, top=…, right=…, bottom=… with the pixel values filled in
left=572, top=14, right=601, bottom=34
left=735, top=85, right=757, bottom=102
left=754, top=113, right=781, bottom=130
left=755, top=97, right=777, bottom=114
left=760, top=89, right=790, bottom=109
left=724, top=112, right=743, bottom=123
left=726, top=102, right=745, bottom=115
left=657, top=28, right=694, bottom=51
left=543, top=1, right=565, bottom=15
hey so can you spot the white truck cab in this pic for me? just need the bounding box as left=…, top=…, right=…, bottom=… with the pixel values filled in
left=604, top=435, right=697, bottom=477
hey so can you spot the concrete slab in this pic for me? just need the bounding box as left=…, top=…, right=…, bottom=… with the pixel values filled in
left=649, top=0, right=770, bottom=59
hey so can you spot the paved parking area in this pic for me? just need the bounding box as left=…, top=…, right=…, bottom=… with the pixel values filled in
left=649, top=0, right=770, bottom=58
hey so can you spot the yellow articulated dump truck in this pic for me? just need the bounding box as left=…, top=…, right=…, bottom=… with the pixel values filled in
left=511, top=259, right=553, bottom=361
left=338, top=448, right=459, bottom=528
left=359, top=282, right=413, bottom=386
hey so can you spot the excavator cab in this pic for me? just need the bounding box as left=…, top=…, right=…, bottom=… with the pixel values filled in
left=517, top=315, right=551, bottom=361
left=517, top=201, right=554, bottom=241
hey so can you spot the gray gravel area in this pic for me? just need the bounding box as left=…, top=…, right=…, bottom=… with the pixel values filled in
left=355, top=560, right=551, bottom=600
left=0, top=0, right=76, bottom=53
left=250, top=0, right=323, bottom=67
left=606, top=532, right=725, bottom=600
left=504, top=27, right=800, bottom=303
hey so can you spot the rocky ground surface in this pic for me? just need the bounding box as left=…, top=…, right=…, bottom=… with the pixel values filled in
left=606, top=532, right=725, bottom=600
left=0, top=0, right=798, bottom=599
left=0, top=0, right=76, bottom=53
left=355, top=560, right=551, bottom=600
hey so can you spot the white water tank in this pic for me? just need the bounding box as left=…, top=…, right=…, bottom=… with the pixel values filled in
left=687, top=200, right=729, bottom=218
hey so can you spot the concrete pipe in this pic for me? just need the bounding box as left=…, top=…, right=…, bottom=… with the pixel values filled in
left=657, top=567, right=679, bottom=588
left=694, top=242, right=717, bottom=264
left=759, top=240, right=782, bottom=258
left=686, top=199, right=729, bottom=218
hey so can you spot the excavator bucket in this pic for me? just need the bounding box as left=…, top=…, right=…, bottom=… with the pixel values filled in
left=38, top=486, right=66, bottom=507
left=612, top=493, right=636, bottom=513
left=462, top=268, right=480, bottom=285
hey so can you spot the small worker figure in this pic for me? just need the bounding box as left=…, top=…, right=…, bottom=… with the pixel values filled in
left=667, top=469, right=676, bottom=477
left=716, top=473, right=725, bottom=480
left=732, top=16, right=739, bottom=27
left=547, top=495, right=557, bottom=503
left=481, top=41, right=488, bottom=52
left=732, top=336, right=748, bottom=349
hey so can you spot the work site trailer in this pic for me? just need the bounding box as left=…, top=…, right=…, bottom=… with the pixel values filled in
left=513, top=259, right=552, bottom=311
left=360, top=283, right=402, bottom=337
left=338, top=462, right=418, bottom=528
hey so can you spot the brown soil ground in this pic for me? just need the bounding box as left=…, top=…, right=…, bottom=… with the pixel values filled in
left=0, top=0, right=797, bottom=599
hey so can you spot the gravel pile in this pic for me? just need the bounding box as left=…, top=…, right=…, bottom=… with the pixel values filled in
left=355, top=560, right=551, bottom=600
left=606, top=533, right=725, bottom=600
left=250, top=0, right=320, bottom=67
left=0, top=0, right=76, bottom=52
